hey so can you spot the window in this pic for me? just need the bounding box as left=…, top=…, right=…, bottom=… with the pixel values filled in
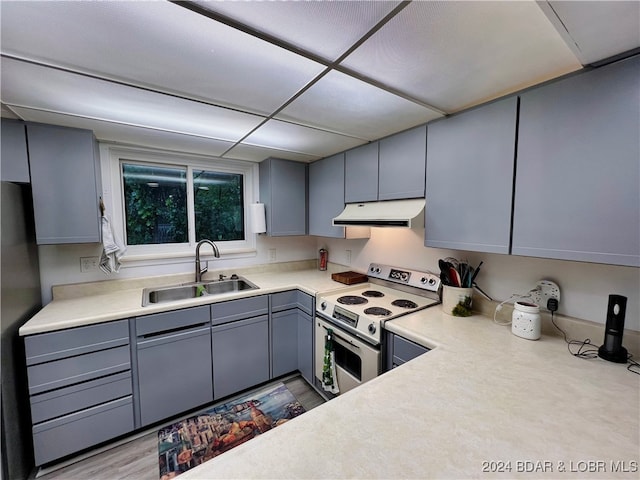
left=104, top=146, right=258, bottom=263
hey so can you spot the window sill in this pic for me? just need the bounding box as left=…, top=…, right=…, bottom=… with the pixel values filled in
left=118, top=248, right=258, bottom=268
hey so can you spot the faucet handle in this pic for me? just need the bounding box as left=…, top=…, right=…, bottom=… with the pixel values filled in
left=219, top=274, right=227, bottom=281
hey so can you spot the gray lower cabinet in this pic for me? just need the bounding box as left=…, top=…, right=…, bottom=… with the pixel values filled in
left=24, top=320, right=133, bottom=466
left=309, top=153, right=346, bottom=238
left=135, top=306, right=212, bottom=427
left=513, top=56, right=640, bottom=267
left=211, top=296, right=270, bottom=399
left=425, top=97, right=517, bottom=254
left=272, top=309, right=299, bottom=377
left=1, top=118, right=30, bottom=183
left=259, top=157, right=307, bottom=236
left=385, top=332, right=430, bottom=371
left=26, top=122, right=102, bottom=244
left=270, top=290, right=314, bottom=383
left=378, top=125, right=426, bottom=200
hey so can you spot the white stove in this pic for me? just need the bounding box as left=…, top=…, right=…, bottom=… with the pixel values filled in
left=316, top=263, right=441, bottom=346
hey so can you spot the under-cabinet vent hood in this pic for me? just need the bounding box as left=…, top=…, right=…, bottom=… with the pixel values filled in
left=333, top=199, right=425, bottom=228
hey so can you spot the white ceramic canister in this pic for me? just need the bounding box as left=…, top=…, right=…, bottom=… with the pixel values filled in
left=442, top=285, right=473, bottom=316
left=511, top=301, right=541, bottom=340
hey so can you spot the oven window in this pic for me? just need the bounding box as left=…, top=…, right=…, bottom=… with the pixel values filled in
left=334, top=342, right=362, bottom=381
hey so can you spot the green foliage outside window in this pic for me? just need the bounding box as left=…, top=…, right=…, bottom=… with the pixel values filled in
left=122, top=163, right=244, bottom=245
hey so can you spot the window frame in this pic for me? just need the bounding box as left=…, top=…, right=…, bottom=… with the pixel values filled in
left=102, top=144, right=259, bottom=266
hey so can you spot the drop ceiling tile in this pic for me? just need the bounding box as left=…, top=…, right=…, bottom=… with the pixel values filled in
left=192, top=0, right=402, bottom=62
left=341, top=0, right=583, bottom=112
left=1, top=58, right=264, bottom=143
left=544, top=1, right=640, bottom=64
left=0, top=0, right=325, bottom=115
left=10, top=107, right=235, bottom=158
left=242, top=119, right=366, bottom=157
left=223, top=144, right=319, bottom=163
left=276, top=70, right=442, bottom=140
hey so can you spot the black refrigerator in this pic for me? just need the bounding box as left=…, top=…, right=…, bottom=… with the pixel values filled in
left=1, top=181, right=42, bottom=480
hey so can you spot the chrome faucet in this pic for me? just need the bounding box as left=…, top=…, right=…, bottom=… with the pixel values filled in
left=195, top=239, right=220, bottom=283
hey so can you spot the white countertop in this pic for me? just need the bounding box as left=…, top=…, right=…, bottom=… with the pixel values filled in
left=19, top=267, right=345, bottom=335
left=20, top=267, right=640, bottom=478
left=179, top=308, right=639, bottom=479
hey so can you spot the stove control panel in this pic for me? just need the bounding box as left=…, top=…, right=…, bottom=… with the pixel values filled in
left=368, top=263, right=440, bottom=292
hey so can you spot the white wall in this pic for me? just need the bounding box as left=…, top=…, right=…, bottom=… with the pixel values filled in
left=38, top=235, right=317, bottom=304
left=317, top=227, right=640, bottom=331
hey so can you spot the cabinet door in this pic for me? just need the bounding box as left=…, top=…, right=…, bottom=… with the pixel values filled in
left=514, top=56, right=639, bottom=267
left=345, top=142, right=379, bottom=203
left=137, top=327, right=213, bottom=426
left=297, top=311, right=313, bottom=384
left=27, top=123, right=102, bottom=244
left=259, top=158, right=307, bottom=236
left=425, top=97, right=517, bottom=254
left=308, top=153, right=345, bottom=238
left=378, top=125, right=426, bottom=200
left=272, top=309, right=299, bottom=378
left=212, top=316, right=269, bottom=399
left=1, top=119, right=30, bottom=183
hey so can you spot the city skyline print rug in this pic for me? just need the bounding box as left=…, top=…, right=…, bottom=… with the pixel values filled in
left=158, top=382, right=305, bottom=479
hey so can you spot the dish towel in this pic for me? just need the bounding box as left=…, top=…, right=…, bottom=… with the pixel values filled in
left=322, top=328, right=340, bottom=394
left=99, top=215, right=126, bottom=274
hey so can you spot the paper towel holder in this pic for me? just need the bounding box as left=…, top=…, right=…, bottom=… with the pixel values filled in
left=249, top=203, right=267, bottom=234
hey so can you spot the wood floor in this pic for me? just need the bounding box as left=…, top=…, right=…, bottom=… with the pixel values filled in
left=32, top=375, right=325, bottom=480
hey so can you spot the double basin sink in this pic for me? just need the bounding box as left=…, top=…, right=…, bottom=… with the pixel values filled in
left=142, top=276, right=259, bottom=306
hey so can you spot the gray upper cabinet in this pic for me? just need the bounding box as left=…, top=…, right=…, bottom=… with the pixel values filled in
left=425, top=97, right=517, bottom=254
left=26, top=123, right=102, bottom=244
left=259, top=157, right=307, bottom=236
left=1, top=119, right=30, bottom=183
left=308, top=153, right=345, bottom=238
left=378, top=125, right=427, bottom=200
left=513, top=56, right=639, bottom=267
left=345, top=142, right=379, bottom=203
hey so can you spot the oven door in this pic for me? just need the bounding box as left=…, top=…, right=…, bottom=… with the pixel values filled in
left=315, top=316, right=380, bottom=395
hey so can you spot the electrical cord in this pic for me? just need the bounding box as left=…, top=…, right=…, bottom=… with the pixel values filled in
left=493, top=287, right=540, bottom=326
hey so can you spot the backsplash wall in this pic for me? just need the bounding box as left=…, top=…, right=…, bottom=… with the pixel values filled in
left=37, top=234, right=317, bottom=304
left=317, top=227, right=640, bottom=332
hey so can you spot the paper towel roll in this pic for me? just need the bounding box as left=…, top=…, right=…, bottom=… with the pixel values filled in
left=249, top=203, right=266, bottom=234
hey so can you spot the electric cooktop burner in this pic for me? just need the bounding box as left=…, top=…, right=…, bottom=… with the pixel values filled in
left=391, top=299, right=419, bottom=309
left=364, top=307, right=392, bottom=316
left=362, top=290, right=384, bottom=298
left=337, top=295, right=368, bottom=305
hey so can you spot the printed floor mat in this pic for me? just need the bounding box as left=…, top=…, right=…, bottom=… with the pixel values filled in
left=158, top=382, right=305, bottom=479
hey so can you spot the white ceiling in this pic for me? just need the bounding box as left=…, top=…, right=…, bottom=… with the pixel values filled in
left=1, top=1, right=638, bottom=163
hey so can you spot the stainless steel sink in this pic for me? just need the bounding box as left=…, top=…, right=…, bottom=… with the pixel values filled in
left=142, top=277, right=258, bottom=306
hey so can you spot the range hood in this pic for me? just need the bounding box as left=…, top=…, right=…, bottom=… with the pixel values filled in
left=333, top=199, right=425, bottom=228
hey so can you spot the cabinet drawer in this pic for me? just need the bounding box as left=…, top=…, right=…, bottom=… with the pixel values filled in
left=211, top=295, right=268, bottom=325
left=27, top=345, right=130, bottom=395
left=32, top=396, right=133, bottom=466
left=271, top=290, right=298, bottom=312
left=136, top=306, right=209, bottom=337
left=30, top=371, right=132, bottom=424
left=393, top=335, right=429, bottom=364
left=25, top=320, right=129, bottom=366
left=297, top=291, right=314, bottom=316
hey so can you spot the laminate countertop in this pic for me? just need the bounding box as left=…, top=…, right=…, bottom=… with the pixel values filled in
left=179, top=308, right=639, bottom=479
left=19, top=266, right=639, bottom=478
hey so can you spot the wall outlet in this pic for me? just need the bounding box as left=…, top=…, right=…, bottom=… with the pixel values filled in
left=345, top=249, right=352, bottom=265
left=268, top=248, right=276, bottom=262
left=531, top=280, right=561, bottom=311
left=80, top=256, right=99, bottom=273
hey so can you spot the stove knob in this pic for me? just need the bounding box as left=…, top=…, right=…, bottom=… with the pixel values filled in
left=320, top=301, right=327, bottom=311
left=428, top=277, right=437, bottom=286
left=368, top=323, right=376, bottom=335
left=420, top=277, right=428, bottom=284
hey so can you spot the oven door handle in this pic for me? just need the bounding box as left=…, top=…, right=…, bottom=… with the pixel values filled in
left=321, top=324, right=360, bottom=350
